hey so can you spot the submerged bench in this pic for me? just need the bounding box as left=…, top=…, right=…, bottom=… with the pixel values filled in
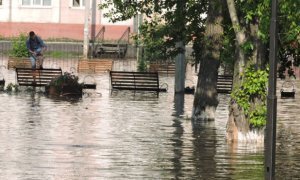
left=217, top=74, right=233, bottom=94
left=0, top=79, right=5, bottom=86
left=149, top=63, right=175, bottom=75
left=110, top=71, right=167, bottom=92
left=16, top=68, right=62, bottom=87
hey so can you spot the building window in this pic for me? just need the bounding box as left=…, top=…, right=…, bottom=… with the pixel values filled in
left=22, top=0, right=31, bottom=5
left=22, top=0, right=51, bottom=6
left=0, top=0, right=2, bottom=6
left=72, top=0, right=85, bottom=7
left=43, top=0, right=51, bottom=6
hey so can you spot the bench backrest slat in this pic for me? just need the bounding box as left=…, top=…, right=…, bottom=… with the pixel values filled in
left=16, top=68, right=62, bottom=87
left=110, top=71, right=165, bottom=92
left=217, top=74, right=233, bottom=94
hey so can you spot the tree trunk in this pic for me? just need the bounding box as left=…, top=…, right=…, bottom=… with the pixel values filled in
left=226, top=0, right=266, bottom=142
left=192, top=1, right=224, bottom=121
left=225, top=0, right=248, bottom=141
left=226, top=0, right=247, bottom=77
left=250, top=21, right=267, bottom=69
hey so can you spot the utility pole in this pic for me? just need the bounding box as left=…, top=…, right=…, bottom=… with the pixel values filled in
left=83, top=0, right=90, bottom=59
left=265, top=0, right=278, bottom=179
left=9, top=0, right=12, bottom=22
left=175, top=41, right=185, bottom=93
left=136, top=13, right=143, bottom=62
left=91, top=0, right=97, bottom=58
left=174, top=0, right=186, bottom=93
left=134, top=0, right=143, bottom=64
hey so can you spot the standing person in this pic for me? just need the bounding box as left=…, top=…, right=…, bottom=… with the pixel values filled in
left=26, top=31, right=47, bottom=69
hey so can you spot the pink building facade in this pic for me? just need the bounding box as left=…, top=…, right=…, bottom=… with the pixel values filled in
left=0, top=0, right=134, bottom=41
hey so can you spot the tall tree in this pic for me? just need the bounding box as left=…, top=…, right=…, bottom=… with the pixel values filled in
left=99, top=0, right=299, bottom=140
left=192, top=0, right=225, bottom=120
left=225, top=0, right=299, bottom=141
left=225, top=0, right=270, bottom=141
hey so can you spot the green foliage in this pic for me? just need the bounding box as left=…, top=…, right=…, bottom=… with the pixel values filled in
left=249, top=106, right=267, bottom=127
left=45, top=51, right=80, bottom=59
left=10, top=33, right=29, bottom=58
left=5, top=83, right=19, bottom=92
left=231, top=65, right=268, bottom=128
left=235, top=0, right=271, bottom=43
left=137, top=57, right=147, bottom=72
left=133, top=20, right=169, bottom=63
left=220, top=24, right=235, bottom=69
left=240, top=41, right=254, bottom=56
left=99, top=0, right=299, bottom=128
left=277, top=0, right=300, bottom=77
left=99, top=0, right=208, bottom=63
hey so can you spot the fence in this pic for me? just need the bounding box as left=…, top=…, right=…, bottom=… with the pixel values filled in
left=0, top=40, right=83, bottom=71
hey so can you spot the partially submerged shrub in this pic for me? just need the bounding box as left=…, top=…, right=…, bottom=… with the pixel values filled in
left=6, top=83, right=19, bottom=92
left=47, top=72, right=83, bottom=95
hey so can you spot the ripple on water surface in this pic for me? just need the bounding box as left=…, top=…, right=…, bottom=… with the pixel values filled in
left=0, top=75, right=299, bottom=179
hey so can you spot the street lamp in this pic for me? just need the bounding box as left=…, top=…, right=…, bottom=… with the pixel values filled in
left=265, top=0, right=278, bottom=179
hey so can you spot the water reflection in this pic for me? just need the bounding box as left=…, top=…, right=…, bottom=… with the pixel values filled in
left=0, top=58, right=299, bottom=179
left=192, top=121, right=217, bottom=179
left=171, top=93, right=184, bottom=179
left=276, top=79, right=300, bottom=179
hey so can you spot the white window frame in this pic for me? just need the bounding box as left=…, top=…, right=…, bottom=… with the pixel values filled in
left=20, top=0, right=52, bottom=7
left=71, top=0, right=85, bottom=8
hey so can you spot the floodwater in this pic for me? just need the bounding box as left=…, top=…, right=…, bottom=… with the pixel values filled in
left=0, top=58, right=299, bottom=179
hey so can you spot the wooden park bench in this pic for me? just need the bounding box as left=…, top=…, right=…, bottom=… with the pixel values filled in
left=217, top=74, right=233, bottom=94
left=16, top=68, right=62, bottom=87
left=149, top=63, right=175, bottom=75
left=78, top=59, right=113, bottom=73
left=110, top=71, right=167, bottom=92
left=8, top=58, right=31, bottom=69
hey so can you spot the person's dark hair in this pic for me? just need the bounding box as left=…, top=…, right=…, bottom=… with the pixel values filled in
left=29, top=31, right=35, bottom=38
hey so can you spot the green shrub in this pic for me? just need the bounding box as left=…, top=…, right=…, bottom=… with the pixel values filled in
left=231, top=65, right=268, bottom=128
left=48, top=72, right=83, bottom=94
left=10, top=33, right=29, bottom=58
left=6, top=83, right=19, bottom=92
left=138, top=58, right=147, bottom=72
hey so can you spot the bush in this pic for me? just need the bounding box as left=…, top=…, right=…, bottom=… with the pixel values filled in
left=138, top=58, right=147, bottom=72
left=10, top=33, right=29, bottom=58
left=231, top=65, right=268, bottom=128
left=48, top=72, right=83, bottom=94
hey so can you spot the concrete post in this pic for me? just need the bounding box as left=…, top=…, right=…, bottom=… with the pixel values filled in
left=9, top=0, right=12, bottom=22
left=174, top=0, right=186, bottom=93
left=91, top=0, right=97, bottom=58
left=133, top=15, right=139, bottom=34
left=137, top=14, right=143, bottom=61
left=175, top=41, right=185, bottom=93
left=83, top=0, right=90, bottom=59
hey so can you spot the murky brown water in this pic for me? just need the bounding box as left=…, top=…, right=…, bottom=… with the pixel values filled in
left=0, top=58, right=299, bottom=179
